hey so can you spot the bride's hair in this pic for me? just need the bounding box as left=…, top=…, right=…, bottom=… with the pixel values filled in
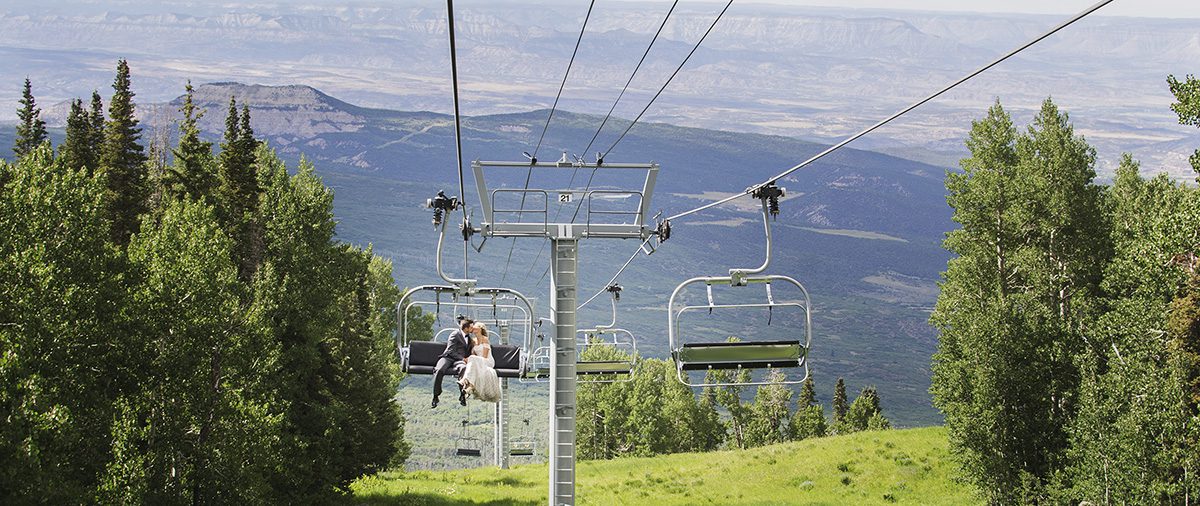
left=474, top=322, right=489, bottom=338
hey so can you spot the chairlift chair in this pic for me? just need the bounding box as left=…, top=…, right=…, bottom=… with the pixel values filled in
left=520, top=345, right=552, bottom=382
left=455, top=419, right=483, bottom=457
left=576, top=285, right=638, bottom=383
left=398, top=286, right=533, bottom=379
left=508, top=418, right=537, bottom=457
left=667, top=185, right=813, bottom=387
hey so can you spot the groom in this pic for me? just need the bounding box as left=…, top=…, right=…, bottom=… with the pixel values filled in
left=431, top=316, right=474, bottom=408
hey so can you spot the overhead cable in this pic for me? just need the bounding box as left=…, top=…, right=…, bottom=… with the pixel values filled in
left=503, top=0, right=597, bottom=282
left=531, top=0, right=597, bottom=159
left=445, top=0, right=467, bottom=221
left=526, top=0, right=734, bottom=286
left=666, top=0, right=1116, bottom=222
left=580, top=0, right=680, bottom=159
left=577, top=235, right=655, bottom=310
left=602, top=0, right=733, bottom=159
left=586, top=0, right=1116, bottom=294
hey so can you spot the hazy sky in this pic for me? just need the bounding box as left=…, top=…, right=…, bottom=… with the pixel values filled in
left=734, top=0, right=1200, bottom=18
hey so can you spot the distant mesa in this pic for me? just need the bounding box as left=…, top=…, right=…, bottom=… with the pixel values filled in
left=42, top=82, right=368, bottom=138
left=178, top=82, right=367, bottom=138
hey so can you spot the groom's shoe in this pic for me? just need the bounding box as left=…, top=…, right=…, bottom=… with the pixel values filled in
left=431, top=397, right=439, bottom=409
left=459, top=391, right=467, bottom=406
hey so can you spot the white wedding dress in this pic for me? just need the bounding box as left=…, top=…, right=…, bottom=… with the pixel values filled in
left=461, top=344, right=501, bottom=402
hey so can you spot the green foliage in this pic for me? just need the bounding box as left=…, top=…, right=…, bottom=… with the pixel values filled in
left=60, top=98, right=95, bottom=173
left=13, top=77, right=48, bottom=159
left=799, top=375, right=817, bottom=408
left=217, top=98, right=259, bottom=219
left=790, top=405, right=828, bottom=441
left=256, top=149, right=405, bottom=500
left=88, top=91, right=105, bottom=167
left=99, top=59, right=149, bottom=244
left=841, top=387, right=890, bottom=434
left=1064, top=156, right=1200, bottom=503
left=0, top=145, right=124, bottom=501
left=1167, top=74, right=1200, bottom=178
left=577, top=355, right=723, bottom=460
left=744, top=369, right=793, bottom=447
left=216, top=98, right=263, bottom=279
left=0, top=75, right=409, bottom=501
left=101, top=197, right=280, bottom=504
left=163, top=81, right=217, bottom=201
left=931, top=98, right=1108, bottom=502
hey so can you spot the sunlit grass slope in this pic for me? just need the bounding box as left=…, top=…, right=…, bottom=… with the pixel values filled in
left=351, top=426, right=977, bottom=505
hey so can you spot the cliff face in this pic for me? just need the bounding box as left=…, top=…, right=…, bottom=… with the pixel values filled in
left=179, top=82, right=367, bottom=138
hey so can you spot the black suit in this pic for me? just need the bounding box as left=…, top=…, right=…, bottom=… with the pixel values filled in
left=433, top=329, right=473, bottom=402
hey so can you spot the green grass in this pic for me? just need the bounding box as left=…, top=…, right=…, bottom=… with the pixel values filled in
left=351, top=426, right=978, bottom=505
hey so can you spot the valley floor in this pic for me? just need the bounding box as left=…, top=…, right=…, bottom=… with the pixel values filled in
left=351, top=426, right=978, bottom=505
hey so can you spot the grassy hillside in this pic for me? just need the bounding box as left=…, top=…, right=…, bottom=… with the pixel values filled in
left=351, top=426, right=977, bottom=505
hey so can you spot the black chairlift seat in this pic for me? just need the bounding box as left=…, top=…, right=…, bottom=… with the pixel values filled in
left=576, top=360, right=634, bottom=376
left=455, top=446, right=483, bottom=457
left=493, top=344, right=521, bottom=378
left=405, top=341, right=445, bottom=375
left=674, top=339, right=805, bottom=371
left=405, top=341, right=522, bottom=377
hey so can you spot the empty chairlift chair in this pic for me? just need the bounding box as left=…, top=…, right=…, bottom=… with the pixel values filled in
left=520, top=332, right=552, bottom=383
left=576, top=284, right=638, bottom=383
left=455, top=419, right=483, bottom=457
left=667, top=183, right=813, bottom=387
left=509, top=418, right=537, bottom=458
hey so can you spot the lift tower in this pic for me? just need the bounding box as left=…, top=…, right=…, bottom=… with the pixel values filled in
left=472, top=158, right=658, bottom=505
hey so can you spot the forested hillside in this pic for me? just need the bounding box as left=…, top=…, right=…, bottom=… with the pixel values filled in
left=2, top=62, right=406, bottom=503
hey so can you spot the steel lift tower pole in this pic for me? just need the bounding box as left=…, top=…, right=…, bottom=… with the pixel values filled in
left=472, top=159, right=657, bottom=505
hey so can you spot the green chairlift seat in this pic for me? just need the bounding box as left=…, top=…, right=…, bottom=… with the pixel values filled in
left=576, top=360, right=636, bottom=376
left=674, top=339, right=804, bottom=371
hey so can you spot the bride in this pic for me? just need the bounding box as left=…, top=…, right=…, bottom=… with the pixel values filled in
left=459, top=323, right=501, bottom=402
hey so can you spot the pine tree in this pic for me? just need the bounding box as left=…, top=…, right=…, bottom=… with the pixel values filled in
left=218, top=100, right=259, bottom=215
left=59, top=99, right=92, bottom=172
left=13, top=77, right=49, bottom=158
left=832, top=377, right=848, bottom=427
left=799, top=375, right=817, bottom=408
left=88, top=91, right=105, bottom=164
left=217, top=97, right=244, bottom=215
left=843, top=386, right=890, bottom=433
left=792, top=405, right=828, bottom=440
left=164, top=81, right=216, bottom=200
left=100, top=59, right=148, bottom=244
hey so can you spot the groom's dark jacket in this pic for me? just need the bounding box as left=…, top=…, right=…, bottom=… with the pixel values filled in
left=439, top=329, right=473, bottom=362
